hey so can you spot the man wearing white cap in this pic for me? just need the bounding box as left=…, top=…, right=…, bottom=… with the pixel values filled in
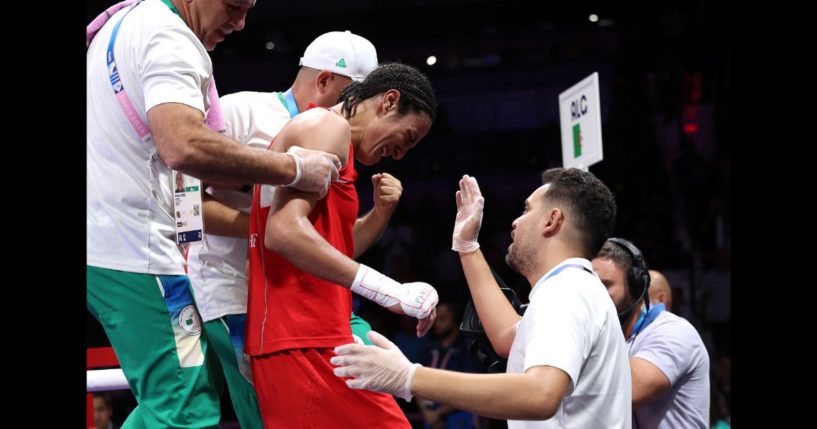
left=186, top=30, right=392, bottom=428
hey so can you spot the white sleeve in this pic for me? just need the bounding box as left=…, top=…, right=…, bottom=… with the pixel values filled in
left=522, top=287, right=599, bottom=389
left=140, top=24, right=210, bottom=114
left=632, top=318, right=697, bottom=386
left=219, top=93, right=252, bottom=146
left=220, top=92, right=283, bottom=150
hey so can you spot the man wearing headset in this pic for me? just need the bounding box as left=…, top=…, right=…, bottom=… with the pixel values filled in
left=592, top=238, right=710, bottom=429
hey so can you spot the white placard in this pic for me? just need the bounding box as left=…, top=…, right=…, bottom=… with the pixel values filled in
left=559, top=72, right=603, bottom=171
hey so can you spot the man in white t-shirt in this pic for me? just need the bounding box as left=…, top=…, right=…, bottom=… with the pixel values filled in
left=186, top=30, right=388, bottom=428
left=592, top=239, right=710, bottom=429
left=331, top=168, right=632, bottom=428
left=86, top=1, right=342, bottom=427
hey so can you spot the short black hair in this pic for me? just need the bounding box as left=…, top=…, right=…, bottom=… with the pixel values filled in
left=540, top=168, right=616, bottom=258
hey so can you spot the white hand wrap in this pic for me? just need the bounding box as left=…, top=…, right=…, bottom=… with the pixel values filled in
left=351, top=264, right=438, bottom=319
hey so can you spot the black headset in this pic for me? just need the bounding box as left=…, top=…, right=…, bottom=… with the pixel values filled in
left=607, top=237, right=651, bottom=314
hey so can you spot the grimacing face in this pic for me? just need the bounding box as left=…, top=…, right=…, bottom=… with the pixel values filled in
left=355, top=109, right=431, bottom=166
left=592, top=257, right=629, bottom=313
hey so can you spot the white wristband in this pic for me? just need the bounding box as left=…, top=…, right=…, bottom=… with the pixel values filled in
left=283, top=152, right=302, bottom=187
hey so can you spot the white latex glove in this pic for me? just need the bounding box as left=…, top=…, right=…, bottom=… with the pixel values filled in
left=332, top=331, right=421, bottom=401
left=350, top=264, right=438, bottom=336
left=452, top=174, right=484, bottom=253
left=283, top=145, right=341, bottom=198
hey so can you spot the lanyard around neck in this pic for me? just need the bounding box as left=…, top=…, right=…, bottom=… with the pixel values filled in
left=629, top=303, right=665, bottom=339
left=276, top=88, right=300, bottom=118
left=543, top=263, right=593, bottom=282
left=159, top=0, right=181, bottom=17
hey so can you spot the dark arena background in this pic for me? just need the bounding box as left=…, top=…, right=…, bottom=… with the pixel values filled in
left=86, top=1, right=731, bottom=427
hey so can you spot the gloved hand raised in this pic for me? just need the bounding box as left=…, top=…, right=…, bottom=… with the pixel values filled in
left=452, top=174, right=484, bottom=253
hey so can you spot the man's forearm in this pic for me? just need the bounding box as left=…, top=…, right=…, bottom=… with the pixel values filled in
left=175, top=128, right=296, bottom=186
left=459, top=250, right=521, bottom=357
left=149, top=103, right=296, bottom=186
left=411, top=367, right=558, bottom=421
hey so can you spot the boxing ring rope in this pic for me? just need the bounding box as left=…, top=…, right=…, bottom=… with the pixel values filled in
left=88, top=368, right=129, bottom=391
left=87, top=347, right=128, bottom=428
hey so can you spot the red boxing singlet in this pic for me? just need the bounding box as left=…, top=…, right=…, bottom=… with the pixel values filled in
left=246, top=143, right=358, bottom=356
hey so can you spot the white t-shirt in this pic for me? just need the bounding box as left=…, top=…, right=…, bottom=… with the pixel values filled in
left=186, top=91, right=291, bottom=322
left=87, top=0, right=211, bottom=274
left=630, top=310, right=710, bottom=429
left=507, top=258, right=632, bottom=429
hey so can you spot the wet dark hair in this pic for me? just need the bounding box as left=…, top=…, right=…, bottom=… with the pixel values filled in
left=339, top=62, right=436, bottom=122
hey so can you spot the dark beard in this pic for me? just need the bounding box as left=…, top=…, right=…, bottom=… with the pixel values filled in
left=614, top=295, right=631, bottom=314
left=617, top=295, right=639, bottom=325
left=505, top=246, right=531, bottom=277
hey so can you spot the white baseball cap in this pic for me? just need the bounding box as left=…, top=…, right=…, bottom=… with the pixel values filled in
left=299, top=31, right=378, bottom=82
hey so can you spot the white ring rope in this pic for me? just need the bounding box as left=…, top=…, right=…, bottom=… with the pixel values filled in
left=87, top=369, right=129, bottom=392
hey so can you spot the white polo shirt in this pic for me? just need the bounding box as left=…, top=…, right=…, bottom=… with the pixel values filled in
left=507, top=258, right=632, bottom=428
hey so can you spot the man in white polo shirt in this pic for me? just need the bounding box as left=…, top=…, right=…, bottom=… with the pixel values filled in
left=331, top=168, right=632, bottom=428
